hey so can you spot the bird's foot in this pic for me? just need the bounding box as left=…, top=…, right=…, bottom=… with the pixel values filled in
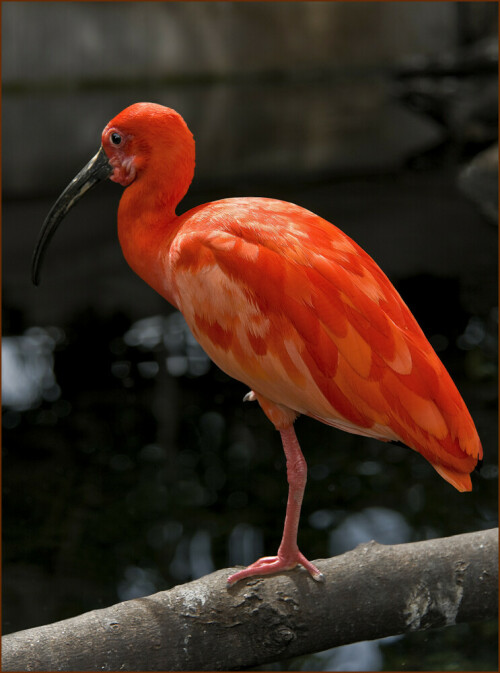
left=227, top=551, right=324, bottom=586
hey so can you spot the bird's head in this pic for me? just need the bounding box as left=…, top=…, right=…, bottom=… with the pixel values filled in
left=31, top=103, right=195, bottom=285
left=101, top=102, right=195, bottom=188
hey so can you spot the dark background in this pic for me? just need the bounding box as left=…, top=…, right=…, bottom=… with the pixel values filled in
left=2, top=2, right=498, bottom=670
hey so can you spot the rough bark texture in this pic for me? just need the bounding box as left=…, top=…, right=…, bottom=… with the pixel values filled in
left=2, top=528, right=497, bottom=672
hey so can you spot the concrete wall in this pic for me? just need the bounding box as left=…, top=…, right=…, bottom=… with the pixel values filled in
left=4, top=2, right=461, bottom=85
left=4, top=1, right=480, bottom=198
left=2, top=1, right=497, bottom=325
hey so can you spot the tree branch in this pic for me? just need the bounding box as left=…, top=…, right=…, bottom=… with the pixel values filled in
left=2, top=528, right=497, bottom=672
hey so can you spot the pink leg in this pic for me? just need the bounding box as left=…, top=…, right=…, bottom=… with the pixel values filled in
left=227, top=426, right=324, bottom=585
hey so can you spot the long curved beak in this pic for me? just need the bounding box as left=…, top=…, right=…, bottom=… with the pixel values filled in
left=31, top=147, right=113, bottom=286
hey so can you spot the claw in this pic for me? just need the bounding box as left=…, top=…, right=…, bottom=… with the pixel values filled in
left=227, top=552, right=323, bottom=586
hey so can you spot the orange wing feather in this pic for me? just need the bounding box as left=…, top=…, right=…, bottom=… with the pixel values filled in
left=169, top=197, right=482, bottom=491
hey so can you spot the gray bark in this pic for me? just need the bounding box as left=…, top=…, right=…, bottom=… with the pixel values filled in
left=2, top=528, right=497, bottom=672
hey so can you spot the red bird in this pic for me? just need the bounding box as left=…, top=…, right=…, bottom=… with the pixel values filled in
left=32, top=102, right=482, bottom=585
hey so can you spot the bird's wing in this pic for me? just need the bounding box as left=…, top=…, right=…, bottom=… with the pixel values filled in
left=170, top=198, right=481, bottom=487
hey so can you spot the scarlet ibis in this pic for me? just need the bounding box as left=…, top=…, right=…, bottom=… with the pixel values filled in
left=32, top=102, right=482, bottom=585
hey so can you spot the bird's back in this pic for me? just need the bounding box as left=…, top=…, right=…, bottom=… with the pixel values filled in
left=168, top=197, right=482, bottom=491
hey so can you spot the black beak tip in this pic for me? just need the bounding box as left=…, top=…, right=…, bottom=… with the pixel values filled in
left=31, top=242, right=44, bottom=286
left=31, top=147, right=112, bottom=288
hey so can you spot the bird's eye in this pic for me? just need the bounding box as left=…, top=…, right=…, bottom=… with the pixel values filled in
left=110, top=132, right=122, bottom=145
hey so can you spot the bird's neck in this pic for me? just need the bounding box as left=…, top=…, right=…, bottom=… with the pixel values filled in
left=116, top=150, right=195, bottom=309
left=117, top=185, right=181, bottom=309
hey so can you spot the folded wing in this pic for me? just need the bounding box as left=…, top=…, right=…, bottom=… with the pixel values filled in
left=170, top=198, right=483, bottom=491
